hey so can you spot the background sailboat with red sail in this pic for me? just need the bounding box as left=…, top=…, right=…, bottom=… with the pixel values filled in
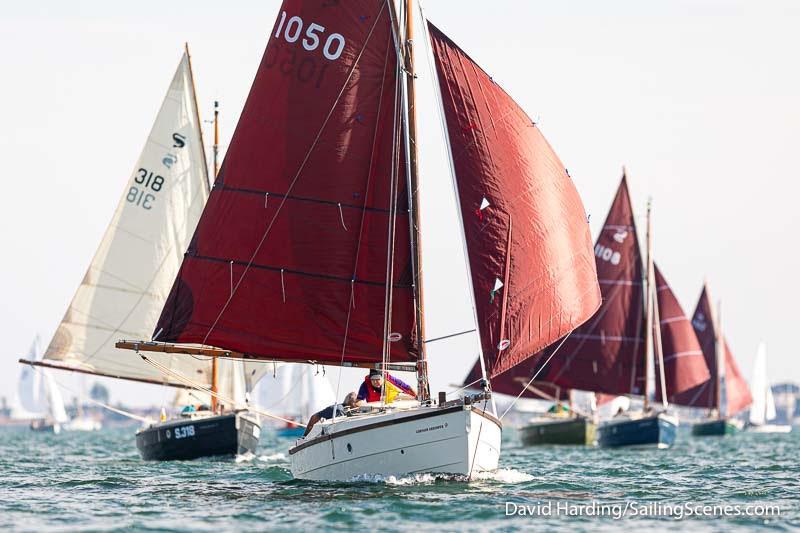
left=117, top=0, right=601, bottom=480
left=461, top=358, right=598, bottom=446
left=672, top=284, right=754, bottom=436
left=492, top=174, right=710, bottom=448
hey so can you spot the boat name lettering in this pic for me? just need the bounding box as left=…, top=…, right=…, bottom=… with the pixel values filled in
left=273, top=11, right=346, bottom=61
left=415, top=423, right=445, bottom=434
left=174, top=425, right=196, bottom=439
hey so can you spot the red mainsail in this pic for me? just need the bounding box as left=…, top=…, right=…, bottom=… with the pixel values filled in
left=156, top=1, right=417, bottom=364
left=531, top=176, right=647, bottom=396
left=653, top=265, right=710, bottom=402
left=428, top=24, right=600, bottom=378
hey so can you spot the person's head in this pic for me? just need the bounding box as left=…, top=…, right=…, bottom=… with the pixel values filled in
left=343, top=392, right=358, bottom=408
left=368, top=369, right=383, bottom=388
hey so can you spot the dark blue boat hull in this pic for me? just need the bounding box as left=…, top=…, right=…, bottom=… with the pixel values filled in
left=136, top=411, right=260, bottom=461
left=598, top=414, right=677, bottom=448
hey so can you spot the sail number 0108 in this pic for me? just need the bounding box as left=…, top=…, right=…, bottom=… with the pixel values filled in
left=273, top=11, right=346, bottom=60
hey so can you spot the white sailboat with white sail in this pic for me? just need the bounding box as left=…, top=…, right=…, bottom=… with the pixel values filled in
left=747, top=342, right=791, bottom=433
left=20, top=47, right=268, bottom=459
left=19, top=337, right=69, bottom=433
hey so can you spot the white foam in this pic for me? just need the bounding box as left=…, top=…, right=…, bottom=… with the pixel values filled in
left=257, top=452, right=288, bottom=463
left=470, top=468, right=534, bottom=483
left=346, top=468, right=533, bottom=485
left=235, top=452, right=256, bottom=463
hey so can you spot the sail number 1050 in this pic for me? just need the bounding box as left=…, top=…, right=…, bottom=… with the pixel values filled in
left=127, top=168, right=164, bottom=210
left=273, top=11, right=346, bottom=61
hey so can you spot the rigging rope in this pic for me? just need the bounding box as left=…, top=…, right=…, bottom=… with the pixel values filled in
left=499, top=330, right=574, bottom=421
left=141, top=354, right=306, bottom=428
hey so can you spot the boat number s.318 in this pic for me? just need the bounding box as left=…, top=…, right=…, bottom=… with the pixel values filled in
left=174, top=425, right=195, bottom=439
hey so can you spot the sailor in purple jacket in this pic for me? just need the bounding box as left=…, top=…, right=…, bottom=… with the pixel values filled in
left=356, top=369, right=417, bottom=406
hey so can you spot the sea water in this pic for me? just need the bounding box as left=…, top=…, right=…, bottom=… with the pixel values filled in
left=0, top=424, right=797, bottom=531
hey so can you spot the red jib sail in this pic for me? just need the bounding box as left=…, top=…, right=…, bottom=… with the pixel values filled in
left=654, top=265, right=710, bottom=402
left=428, top=23, right=600, bottom=378
left=672, top=285, right=753, bottom=414
left=156, top=1, right=417, bottom=364
left=721, top=340, right=753, bottom=415
left=528, top=176, right=647, bottom=396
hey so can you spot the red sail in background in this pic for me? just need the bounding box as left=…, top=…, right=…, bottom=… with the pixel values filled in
left=654, top=265, right=710, bottom=402
left=721, top=339, right=753, bottom=415
left=428, top=24, right=600, bottom=378
left=672, top=285, right=752, bottom=414
left=462, top=359, right=568, bottom=400
left=156, top=1, right=417, bottom=364
left=533, top=176, right=647, bottom=396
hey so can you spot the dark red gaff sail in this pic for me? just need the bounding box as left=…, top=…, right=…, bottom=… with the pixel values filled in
left=428, top=24, right=600, bottom=378
left=156, top=1, right=417, bottom=364
left=673, top=285, right=752, bottom=414
left=653, top=265, right=710, bottom=402
left=533, top=176, right=647, bottom=396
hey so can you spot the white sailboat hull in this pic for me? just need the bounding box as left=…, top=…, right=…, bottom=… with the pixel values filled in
left=289, top=402, right=501, bottom=481
left=746, top=424, right=792, bottom=434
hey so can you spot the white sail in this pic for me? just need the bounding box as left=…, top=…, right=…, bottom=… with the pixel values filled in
left=17, top=338, right=48, bottom=417
left=43, top=371, right=69, bottom=424
left=749, top=342, right=772, bottom=425
left=256, top=364, right=335, bottom=421
left=37, top=51, right=224, bottom=390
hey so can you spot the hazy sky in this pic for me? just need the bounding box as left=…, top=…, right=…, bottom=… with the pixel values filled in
left=2, top=1, right=799, bottom=408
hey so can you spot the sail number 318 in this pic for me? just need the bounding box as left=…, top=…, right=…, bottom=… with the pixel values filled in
left=273, top=11, right=346, bottom=60
left=126, top=168, right=164, bottom=210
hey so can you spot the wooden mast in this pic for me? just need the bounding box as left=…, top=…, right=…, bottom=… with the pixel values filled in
left=643, top=198, right=654, bottom=412
left=715, top=300, right=723, bottom=418
left=185, top=42, right=218, bottom=411
left=402, top=0, right=429, bottom=402
left=210, top=100, right=220, bottom=412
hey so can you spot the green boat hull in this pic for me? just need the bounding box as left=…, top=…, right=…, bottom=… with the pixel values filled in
left=519, top=417, right=596, bottom=445
left=691, top=418, right=737, bottom=436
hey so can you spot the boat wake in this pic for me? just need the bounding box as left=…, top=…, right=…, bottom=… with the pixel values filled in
left=348, top=468, right=533, bottom=485
left=257, top=453, right=288, bottom=463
